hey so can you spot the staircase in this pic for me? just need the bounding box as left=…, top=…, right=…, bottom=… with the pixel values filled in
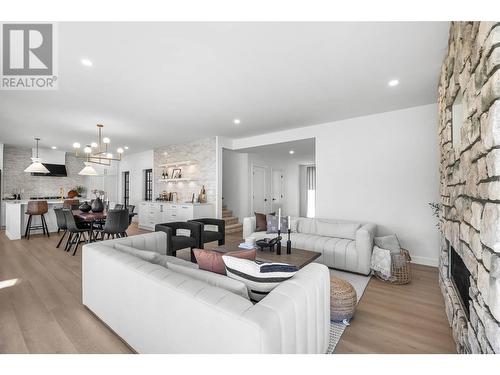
left=222, top=206, right=243, bottom=234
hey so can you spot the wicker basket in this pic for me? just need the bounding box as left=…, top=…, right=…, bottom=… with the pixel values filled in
left=374, top=248, right=412, bottom=285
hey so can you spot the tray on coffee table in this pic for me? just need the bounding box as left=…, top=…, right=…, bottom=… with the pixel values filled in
left=211, top=244, right=321, bottom=269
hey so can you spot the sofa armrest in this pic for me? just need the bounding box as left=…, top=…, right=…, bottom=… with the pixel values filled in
left=242, top=217, right=256, bottom=239
left=355, top=223, right=376, bottom=275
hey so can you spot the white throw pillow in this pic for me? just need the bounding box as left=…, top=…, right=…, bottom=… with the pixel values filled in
left=167, top=262, right=249, bottom=299
left=374, top=234, right=401, bottom=254
left=222, top=256, right=298, bottom=302
left=315, top=221, right=360, bottom=240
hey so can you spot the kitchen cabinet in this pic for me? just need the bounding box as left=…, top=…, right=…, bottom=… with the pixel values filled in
left=138, top=202, right=213, bottom=231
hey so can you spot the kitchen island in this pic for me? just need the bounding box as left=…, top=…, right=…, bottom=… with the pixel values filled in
left=5, top=200, right=66, bottom=240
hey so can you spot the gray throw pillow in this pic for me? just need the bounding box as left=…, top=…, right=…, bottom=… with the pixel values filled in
left=374, top=234, right=401, bottom=254
left=266, top=215, right=289, bottom=234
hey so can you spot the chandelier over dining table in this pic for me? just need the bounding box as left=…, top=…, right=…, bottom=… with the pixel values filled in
left=72, top=124, right=125, bottom=167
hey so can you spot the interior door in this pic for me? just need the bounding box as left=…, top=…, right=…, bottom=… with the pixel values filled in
left=271, top=169, right=284, bottom=211
left=252, top=166, right=269, bottom=213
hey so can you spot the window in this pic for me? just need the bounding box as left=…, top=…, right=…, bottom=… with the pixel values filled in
left=123, top=171, right=130, bottom=207
left=306, top=166, right=316, bottom=218
left=452, top=91, right=463, bottom=150
left=144, top=169, right=153, bottom=201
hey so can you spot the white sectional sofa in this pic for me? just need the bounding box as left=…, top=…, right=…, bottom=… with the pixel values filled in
left=82, top=231, right=330, bottom=354
left=243, top=216, right=376, bottom=275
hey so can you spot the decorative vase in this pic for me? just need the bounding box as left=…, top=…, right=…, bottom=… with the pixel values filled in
left=91, top=197, right=104, bottom=213
left=79, top=201, right=91, bottom=212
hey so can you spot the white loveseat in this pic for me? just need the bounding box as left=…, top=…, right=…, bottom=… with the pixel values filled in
left=243, top=216, right=376, bottom=275
left=82, top=231, right=330, bottom=354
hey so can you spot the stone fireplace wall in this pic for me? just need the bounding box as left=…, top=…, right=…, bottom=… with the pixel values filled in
left=438, top=22, right=500, bottom=354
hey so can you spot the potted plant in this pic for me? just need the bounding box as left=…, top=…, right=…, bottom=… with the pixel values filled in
left=75, top=185, right=86, bottom=197
left=428, top=202, right=443, bottom=231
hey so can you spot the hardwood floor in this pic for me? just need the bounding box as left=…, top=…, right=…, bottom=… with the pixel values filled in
left=0, top=225, right=456, bottom=354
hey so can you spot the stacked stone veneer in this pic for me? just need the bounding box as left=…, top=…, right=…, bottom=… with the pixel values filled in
left=3, top=145, right=87, bottom=198
left=438, top=22, right=500, bottom=354
left=153, top=137, right=216, bottom=203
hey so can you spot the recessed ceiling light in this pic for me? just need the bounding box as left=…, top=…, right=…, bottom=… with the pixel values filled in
left=124, top=146, right=129, bottom=150
left=388, top=79, right=399, bottom=87
left=233, top=119, right=241, bottom=125
left=51, top=146, right=57, bottom=150
left=289, top=150, right=295, bottom=155
left=81, top=58, right=93, bottom=67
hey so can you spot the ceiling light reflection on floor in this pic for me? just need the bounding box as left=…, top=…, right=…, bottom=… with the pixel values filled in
left=0, top=278, right=20, bottom=290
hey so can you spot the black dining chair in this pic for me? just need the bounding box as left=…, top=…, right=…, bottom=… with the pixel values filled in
left=114, top=204, right=124, bottom=210
left=126, top=205, right=136, bottom=224
left=63, top=209, right=90, bottom=256
left=96, top=209, right=130, bottom=240
left=54, top=208, right=69, bottom=249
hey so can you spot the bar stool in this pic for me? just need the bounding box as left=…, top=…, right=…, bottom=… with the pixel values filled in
left=25, top=200, right=50, bottom=239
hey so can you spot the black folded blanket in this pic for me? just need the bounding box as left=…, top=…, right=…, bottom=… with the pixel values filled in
left=260, top=263, right=298, bottom=273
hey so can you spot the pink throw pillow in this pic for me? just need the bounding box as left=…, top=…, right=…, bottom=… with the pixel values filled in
left=193, top=248, right=256, bottom=275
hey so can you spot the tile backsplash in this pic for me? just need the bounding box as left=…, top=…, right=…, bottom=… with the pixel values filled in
left=3, top=145, right=87, bottom=199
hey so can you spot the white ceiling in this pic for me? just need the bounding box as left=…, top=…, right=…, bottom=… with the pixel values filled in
left=236, top=138, right=315, bottom=164
left=0, top=22, right=449, bottom=153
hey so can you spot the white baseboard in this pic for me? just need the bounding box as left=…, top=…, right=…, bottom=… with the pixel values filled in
left=410, top=255, right=439, bottom=267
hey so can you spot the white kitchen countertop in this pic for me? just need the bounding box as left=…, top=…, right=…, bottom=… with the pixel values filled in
left=4, top=200, right=67, bottom=205
left=141, top=201, right=211, bottom=205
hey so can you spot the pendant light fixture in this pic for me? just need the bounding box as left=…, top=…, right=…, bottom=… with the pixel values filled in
left=24, top=138, right=50, bottom=174
left=72, top=124, right=125, bottom=166
left=78, top=161, right=99, bottom=176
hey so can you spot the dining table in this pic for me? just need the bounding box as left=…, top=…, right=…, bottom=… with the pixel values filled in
left=72, top=210, right=137, bottom=242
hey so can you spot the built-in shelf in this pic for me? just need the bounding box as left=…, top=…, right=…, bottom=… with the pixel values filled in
left=158, top=178, right=197, bottom=182
left=158, top=160, right=198, bottom=168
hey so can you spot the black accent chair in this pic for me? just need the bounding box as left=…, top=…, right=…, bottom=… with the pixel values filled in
left=96, top=209, right=130, bottom=240
left=63, top=209, right=90, bottom=256
left=155, top=222, right=202, bottom=262
left=188, top=218, right=225, bottom=248
left=114, top=204, right=124, bottom=210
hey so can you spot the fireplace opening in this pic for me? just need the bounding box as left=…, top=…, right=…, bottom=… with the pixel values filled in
left=449, top=245, right=471, bottom=318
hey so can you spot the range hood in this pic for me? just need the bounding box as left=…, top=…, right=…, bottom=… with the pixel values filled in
left=30, top=148, right=68, bottom=177
left=32, top=163, right=67, bottom=177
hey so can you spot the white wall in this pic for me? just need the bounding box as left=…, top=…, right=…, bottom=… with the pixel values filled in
left=229, top=104, right=440, bottom=266
left=222, top=149, right=311, bottom=221
left=222, top=149, right=249, bottom=221
left=117, top=150, right=154, bottom=217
